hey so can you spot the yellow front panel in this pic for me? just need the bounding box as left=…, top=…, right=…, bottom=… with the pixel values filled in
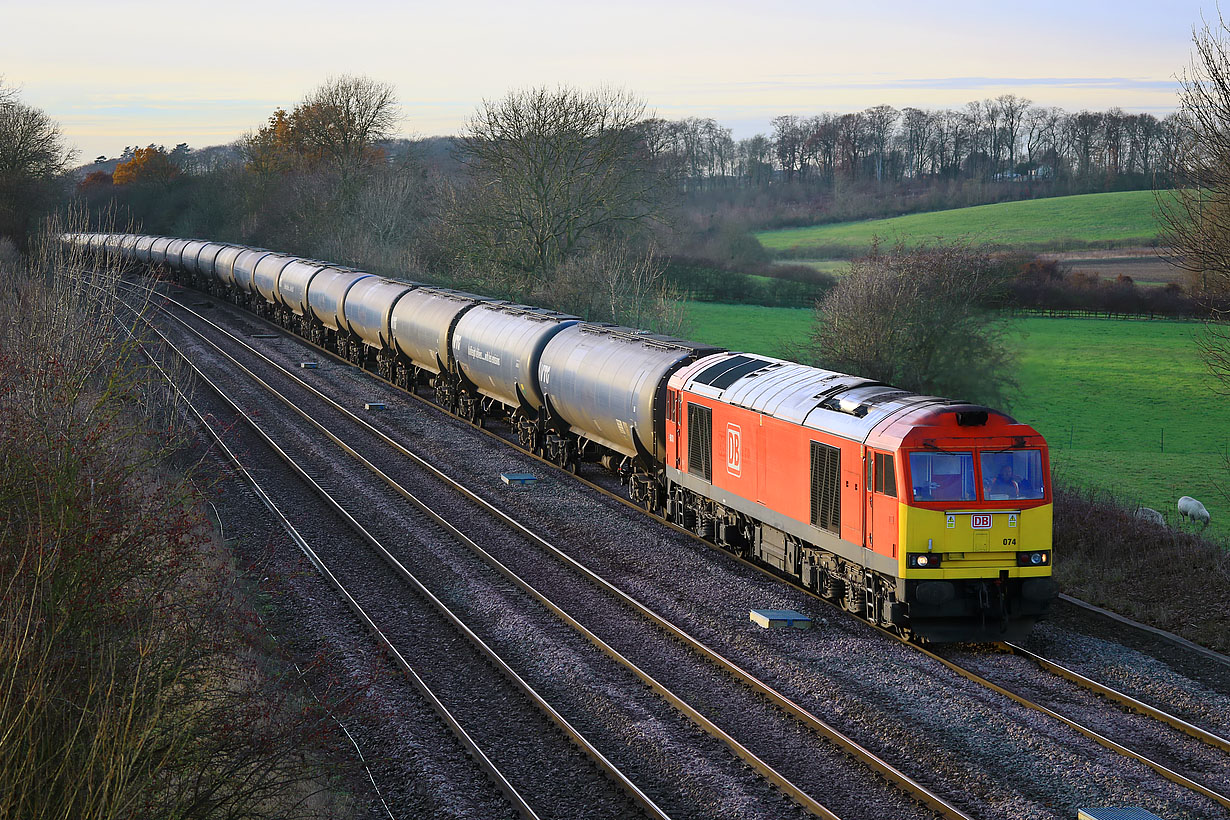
left=898, top=504, right=1053, bottom=579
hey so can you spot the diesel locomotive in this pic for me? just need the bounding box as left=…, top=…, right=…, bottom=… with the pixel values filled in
left=69, top=232, right=1058, bottom=641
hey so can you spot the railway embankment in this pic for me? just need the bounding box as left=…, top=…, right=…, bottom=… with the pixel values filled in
left=0, top=236, right=360, bottom=819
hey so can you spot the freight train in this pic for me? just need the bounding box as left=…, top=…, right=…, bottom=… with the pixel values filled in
left=69, top=232, right=1058, bottom=642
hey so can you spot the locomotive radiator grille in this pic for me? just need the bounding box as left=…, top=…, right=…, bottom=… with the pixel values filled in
left=687, top=403, right=713, bottom=482
left=810, top=441, right=841, bottom=533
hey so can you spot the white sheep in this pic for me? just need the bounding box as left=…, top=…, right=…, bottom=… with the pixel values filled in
left=1134, top=507, right=1165, bottom=526
left=1177, top=496, right=1211, bottom=530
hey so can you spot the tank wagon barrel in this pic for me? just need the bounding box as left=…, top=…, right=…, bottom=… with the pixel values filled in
left=538, top=324, right=721, bottom=490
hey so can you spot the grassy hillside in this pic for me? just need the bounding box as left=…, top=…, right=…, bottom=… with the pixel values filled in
left=685, top=303, right=1229, bottom=540
left=755, top=190, right=1170, bottom=258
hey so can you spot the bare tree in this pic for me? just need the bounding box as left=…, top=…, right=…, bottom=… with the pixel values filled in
left=542, top=239, right=685, bottom=332
left=997, top=94, right=1032, bottom=174
left=864, top=104, right=898, bottom=182
left=453, top=85, right=668, bottom=286
left=1160, top=17, right=1230, bottom=392
left=772, top=115, right=804, bottom=181
left=0, top=79, right=74, bottom=245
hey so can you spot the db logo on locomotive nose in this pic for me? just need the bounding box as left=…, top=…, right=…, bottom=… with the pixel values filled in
left=726, top=424, right=742, bottom=476
left=971, top=514, right=993, bottom=529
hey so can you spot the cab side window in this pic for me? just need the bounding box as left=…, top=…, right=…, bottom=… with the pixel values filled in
left=874, top=452, right=897, bottom=498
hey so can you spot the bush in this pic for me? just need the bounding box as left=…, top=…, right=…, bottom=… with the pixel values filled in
left=0, top=225, right=351, bottom=819
left=800, top=241, right=1017, bottom=408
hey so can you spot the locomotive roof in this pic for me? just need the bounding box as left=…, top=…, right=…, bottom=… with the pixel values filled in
left=671, top=351, right=991, bottom=444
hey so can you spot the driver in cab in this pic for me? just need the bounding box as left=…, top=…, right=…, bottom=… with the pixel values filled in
left=987, top=462, right=1019, bottom=499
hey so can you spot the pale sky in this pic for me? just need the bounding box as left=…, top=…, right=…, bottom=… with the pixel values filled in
left=2, top=0, right=1212, bottom=162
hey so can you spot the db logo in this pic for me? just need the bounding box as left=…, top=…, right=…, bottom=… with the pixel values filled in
left=971, top=514, right=992, bottom=530
left=726, top=424, right=742, bottom=476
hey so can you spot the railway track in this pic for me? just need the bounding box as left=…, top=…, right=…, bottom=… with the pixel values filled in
left=119, top=294, right=668, bottom=820
left=129, top=279, right=976, bottom=820
left=123, top=275, right=1230, bottom=819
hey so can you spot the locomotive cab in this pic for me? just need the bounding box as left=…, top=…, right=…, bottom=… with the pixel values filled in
left=872, top=405, right=1058, bottom=641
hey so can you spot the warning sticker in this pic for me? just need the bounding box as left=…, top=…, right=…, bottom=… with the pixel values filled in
left=1008, top=513, right=1018, bottom=528
left=946, top=514, right=955, bottom=529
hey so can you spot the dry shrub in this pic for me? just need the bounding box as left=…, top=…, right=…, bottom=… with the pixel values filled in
left=1052, top=483, right=1230, bottom=652
left=0, top=217, right=352, bottom=819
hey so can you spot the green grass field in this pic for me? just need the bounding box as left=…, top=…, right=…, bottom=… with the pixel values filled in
left=754, top=190, right=1170, bottom=258
left=685, top=302, right=1229, bottom=540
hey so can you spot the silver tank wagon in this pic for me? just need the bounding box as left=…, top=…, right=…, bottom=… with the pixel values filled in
left=134, top=235, right=157, bottom=264
left=212, top=246, right=245, bottom=289
left=150, top=237, right=173, bottom=266
left=253, top=254, right=299, bottom=306
left=192, top=242, right=227, bottom=281
left=275, top=260, right=330, bottom=316
left=233, top=249, right=274, bottom=295
left=118, top=235, right=140, bottom=260
left=306, top=267, right=372, bottom=330
left=389, top=288, right=491, bottom=375
left=180, top=240, right=208, bottom=274
left=165, top=238, right=191, bottom=270
left=539, top=325, right=723, bottom=463
left=344, top=277, right=418, bottom=349
left=451, top=304, right=579, bottom=411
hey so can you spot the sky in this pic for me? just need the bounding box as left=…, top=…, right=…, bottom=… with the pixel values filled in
left=1, top=0, right=1215, bottom=163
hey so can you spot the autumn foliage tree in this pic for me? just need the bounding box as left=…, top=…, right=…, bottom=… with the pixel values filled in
left=77, top=170, right=112, bottom=190
left=241, top=76, right=398, bottom=179
left=112, top=145, right=180, bottom=185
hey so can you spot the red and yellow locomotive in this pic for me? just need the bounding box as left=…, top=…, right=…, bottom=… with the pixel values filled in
left=664, top=352, right=1056, bottom=642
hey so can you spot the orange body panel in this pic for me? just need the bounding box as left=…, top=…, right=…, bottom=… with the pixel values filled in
left=671, top=389, right=914, bottom=565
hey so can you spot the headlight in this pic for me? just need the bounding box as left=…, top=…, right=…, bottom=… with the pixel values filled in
left=1017, top=551, right=1050, bottom=566
left=908, top=553, right=942, bottom=568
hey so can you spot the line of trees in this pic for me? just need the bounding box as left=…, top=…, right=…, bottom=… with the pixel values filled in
left=645, top=97, right=1184, bottom=192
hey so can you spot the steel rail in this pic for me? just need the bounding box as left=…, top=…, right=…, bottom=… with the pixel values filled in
left=115, top=294, right=664, bottom=820
left=1055, top=594, right=1230, bottom=670
left=999, top=641, right=1230, bottom=754
left=913, top=640, right=1230, bottom=811
left=140, top=279, right=973, bottom=820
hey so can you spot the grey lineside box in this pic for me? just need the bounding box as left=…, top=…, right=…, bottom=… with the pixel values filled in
left=1079, top=810, right=1166, bottom=820
left=749, top=609, right=811, bottom=630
